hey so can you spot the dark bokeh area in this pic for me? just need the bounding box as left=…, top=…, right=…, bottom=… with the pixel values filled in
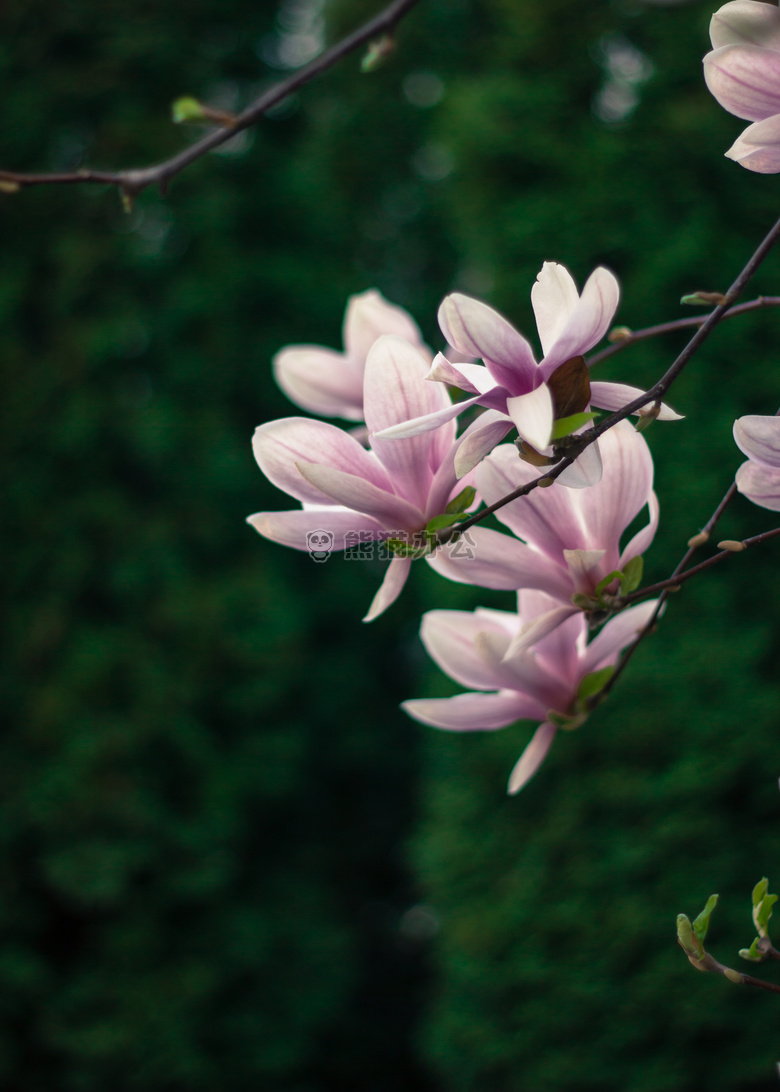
left=3, top=0, right=780, bottom=1088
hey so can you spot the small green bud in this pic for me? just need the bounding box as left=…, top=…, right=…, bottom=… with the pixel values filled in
left=620, top=556, right=643, bottom=595
left=445, top=486, right=476, bottom=514
left=680, top=290, right=728, bottom=306
left=172, top=96, right=208, bottom=124
left=594, top=570, right=623, bottom=599
left=738, top=938, right=763, bottom=962
left=752, top=878, right=769, bottom=908
left=576, top=666, right=615, bottom=709
left=361, top=34, right=395, bottom=72
left=692, top=893, right=719, bottom=943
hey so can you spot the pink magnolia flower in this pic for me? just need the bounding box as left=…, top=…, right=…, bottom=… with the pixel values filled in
left=403, top=591, right=659, bottom=794
left=704, top=0, right=780, bottom=172
left=273, top=289, right=427, bottom=420
left=733, top=414, right=780, bottom=508
left=249, top=335, right=481, bottom=621
left=428, top=419, right=659, bottom=651
left=375, top=263, right=680, bottom=486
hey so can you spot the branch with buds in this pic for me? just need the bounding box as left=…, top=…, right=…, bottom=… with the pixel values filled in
left=0, top=0, right=422, bottom=207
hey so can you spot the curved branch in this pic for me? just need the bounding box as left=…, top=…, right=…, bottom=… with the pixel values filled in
left=0, top=0, right=423, bottom=200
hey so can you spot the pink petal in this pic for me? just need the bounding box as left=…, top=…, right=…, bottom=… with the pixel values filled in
left=589, top=381, right=684, bottom=421
left=710, top=1, right=780, bottom=50
left=734, top=415, right=780, bottom=466
left=273, top=346, right=364, bottom=420
left=580, top=599, right=660, bottom=676
left=419, top=608, right=523, bottom=690
left=364, top=336, right=454, bottom=509
left=253, top=417, right=393, bottom=506
left=500, top=604, right=578, bottom=660
left=476, top=445, right=588, bottom=563
left=725, top=114, right=780, bottom=170
left=574, top=420, right=655, bottom=563
left=704, top=44, right=780, bottom=122
left=507, top=722, right=557, bottom=794
left=619, top=490, right=660, bottom=569
left=296, top=461, right=424, bottom=528
left=538, top=267, right=620, bottom=377
left=507, top=385, right=554, bottom=452
left=556, top=441, right=603, bottom=489
left=246, top=508, right=384, bottom=551
left=563, top=548, right=607, bottom=593
left=531, top=263, right=580, bottom=357
left=426, top=353, right=499, bottom=394
left=438, top=293, right=538, bottom=392
left=363, top=555, right=413, bottom=621
left=735, top=459, right=780, bottom=510
left=343, top=289, right=426, bottom=360
left=427, top=526, right=573, bottom=598
left=454, top=411, right=514, bottom=478
left=402, top=691, right=537, bottom=732
left=371, top=393, right=483, bottom=441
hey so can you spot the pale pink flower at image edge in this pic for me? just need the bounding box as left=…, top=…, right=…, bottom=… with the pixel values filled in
left=403, top=592, right=660, bottom=794
left=249, top=334, right=489, bottom=622
left=734, top=414, right=780, bottom=508
left=703, top=0, right=780, bottom=172
left=272, top=289, right=428, bottom=421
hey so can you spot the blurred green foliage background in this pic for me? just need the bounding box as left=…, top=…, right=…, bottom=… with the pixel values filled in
left=3, top=0, right=780, bottom=1088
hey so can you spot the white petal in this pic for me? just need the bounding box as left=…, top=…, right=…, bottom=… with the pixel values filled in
left=427, top=526, right=573, bottom=598
left=402, top=691, right=537, bottom=731
left=704, top=44, right=780, bottom=122
left=363, top=556, right=413, bottom=621
left=253, top=417, right=392, bottom=506
left=725, top=115, right=780, bottom=171
left=438, top=293, right=538, bottom=394
left=246, top=508, right=384, bottom=551
left=507, top=722, right=557, bottom=794
left=589, top=381, right=684, bottom=421
left=453, top=412, right=513, bottom=478
left=344, top=289, right=426, bottom=360
left=506, top=385, right=554, bottom=451
left=735, top=459, right=780, bottom=510
left=538, top=267, right=620, bottom=376
left=580, top=600, right=661, bottom=676
left=710, top=1, right=780, bottom=50
left=556, top=441, right=603, bottom=489
left=296, top=461, right=424, bottom=529
left=419, top=608, right=521, bottom=690
left=501, top=604, right=578, bottom=660
left=273, top=346, right=364, bottom=420
left=531, top=263, right=580, bottom=356
left=733, top=415, right=780, bottom=467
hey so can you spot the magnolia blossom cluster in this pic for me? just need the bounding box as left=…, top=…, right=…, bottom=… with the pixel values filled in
left=249, top=266, right=685, bottom=792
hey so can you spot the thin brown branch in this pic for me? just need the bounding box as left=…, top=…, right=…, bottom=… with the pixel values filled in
left=614, top=524, right=780, bottom=606
left=587, top=296, right=780, bottom=368
left=0, top=0, right=423, bottom=200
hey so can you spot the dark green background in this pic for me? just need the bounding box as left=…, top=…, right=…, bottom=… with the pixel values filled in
left=3, top=0, right=780, bottom=1088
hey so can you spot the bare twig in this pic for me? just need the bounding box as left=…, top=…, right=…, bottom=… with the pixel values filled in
left=587, top=296, right=780, bottom=368
left=614, top=525, right=780, bottom=607
left=0, top=0, right=423, bottom=202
